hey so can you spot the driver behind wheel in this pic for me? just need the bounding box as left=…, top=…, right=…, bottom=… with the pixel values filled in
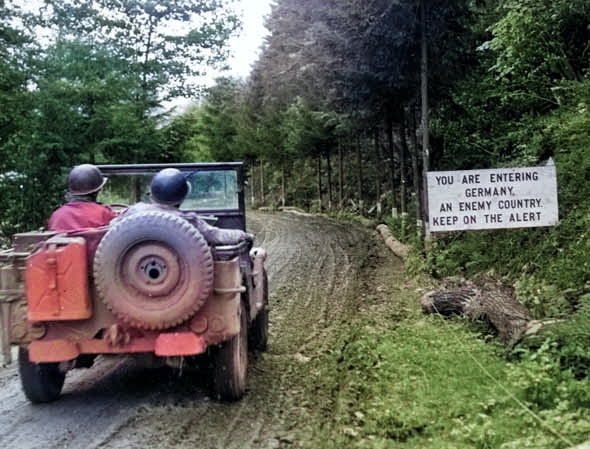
left=115, top=168, right=254, bottom=246
left=48, top=164, right=117, bottom=231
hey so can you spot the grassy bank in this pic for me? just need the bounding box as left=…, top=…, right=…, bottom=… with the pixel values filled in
left=309, top=319, right=590, bottom=448
left=282, top=250, right=590, bottom=449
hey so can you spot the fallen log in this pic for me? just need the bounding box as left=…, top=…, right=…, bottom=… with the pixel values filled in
left=376, top=224, right=410, bottom=259
left=420, top=277, right=540, bottom=346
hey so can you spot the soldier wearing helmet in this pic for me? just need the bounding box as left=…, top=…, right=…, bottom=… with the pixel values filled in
left=117, top=168, right=253, bottom=246
left=48, top=164, right=117, bottom=231
left=149, top=167, right=191, bottom=207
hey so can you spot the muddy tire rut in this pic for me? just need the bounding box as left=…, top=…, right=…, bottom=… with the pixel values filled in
left=0, top=211, right=401, bottom=449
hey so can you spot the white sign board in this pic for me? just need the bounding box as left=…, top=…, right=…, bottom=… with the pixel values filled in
left=427, top=160, right=558, bottom=232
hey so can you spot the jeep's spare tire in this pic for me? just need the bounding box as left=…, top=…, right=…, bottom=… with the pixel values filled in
left=94, top=210, right=214, bottom=330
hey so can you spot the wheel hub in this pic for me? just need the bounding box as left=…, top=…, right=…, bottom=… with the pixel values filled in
left=122, top=243, right=181, bottom=297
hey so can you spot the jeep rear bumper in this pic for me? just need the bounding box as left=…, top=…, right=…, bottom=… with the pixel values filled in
left=28, top=332, right=207, bottom=363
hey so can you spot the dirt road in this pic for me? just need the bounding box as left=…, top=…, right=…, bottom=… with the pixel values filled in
left=0, top=210, right=402, bottom=449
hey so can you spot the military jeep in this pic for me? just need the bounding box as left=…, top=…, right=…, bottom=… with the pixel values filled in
left=0, top=162, right=268, bottom=403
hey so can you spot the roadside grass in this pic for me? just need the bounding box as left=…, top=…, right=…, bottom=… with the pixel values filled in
left=312, top=320, right=590, bottom=449
left=289, top=274, right=590, bottom=449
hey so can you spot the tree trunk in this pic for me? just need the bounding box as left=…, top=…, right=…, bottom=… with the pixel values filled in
left=420, top=0, right=430, bottom=234
left=409, top=105, right=422, bottom=230
left=338, top=141, right=344, bottom=207
left=387, top=115, right=397, bottom=217
left=399, top=118, right=407, bottom=215
left=281, top=167, right=286, bottom=208
left=250, top=165, right=256, bottom=207
left=374, top=128, right=381, bottom=213
left=356, top=134, right=363, bottom=213
left=317, top=155, right=322, bottom=211
left=420, top=279, right=533, bottom=346
left=326, top=150, right=333, bottom=211
left=260, top=162, right=265, bottom=205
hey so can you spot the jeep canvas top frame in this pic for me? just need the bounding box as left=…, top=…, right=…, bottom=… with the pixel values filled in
left=97, top=162, right=247, bottom=231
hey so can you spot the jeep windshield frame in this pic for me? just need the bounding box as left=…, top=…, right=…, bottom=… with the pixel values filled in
left=97, top=163, right=247, bottom=231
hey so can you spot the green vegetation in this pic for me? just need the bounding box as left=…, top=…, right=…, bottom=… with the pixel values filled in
left=309, top=320, right=590, bottom=448
left=285, top=272, right=590, bottom=449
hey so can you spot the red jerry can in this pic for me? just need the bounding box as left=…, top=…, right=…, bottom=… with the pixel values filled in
left=25, top=236, right=92, bottom=321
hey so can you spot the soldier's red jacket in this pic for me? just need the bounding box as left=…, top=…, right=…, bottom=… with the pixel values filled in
left=48, top=202, right=117, bottom=231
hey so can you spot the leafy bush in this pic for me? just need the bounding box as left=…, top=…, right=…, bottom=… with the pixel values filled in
left=0, top=166, right=63, bottom=237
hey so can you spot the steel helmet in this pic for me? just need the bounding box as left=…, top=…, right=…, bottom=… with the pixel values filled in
left=150, top=168, right=189, bottom=206
left=67, top=164, right=107, bottom=195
